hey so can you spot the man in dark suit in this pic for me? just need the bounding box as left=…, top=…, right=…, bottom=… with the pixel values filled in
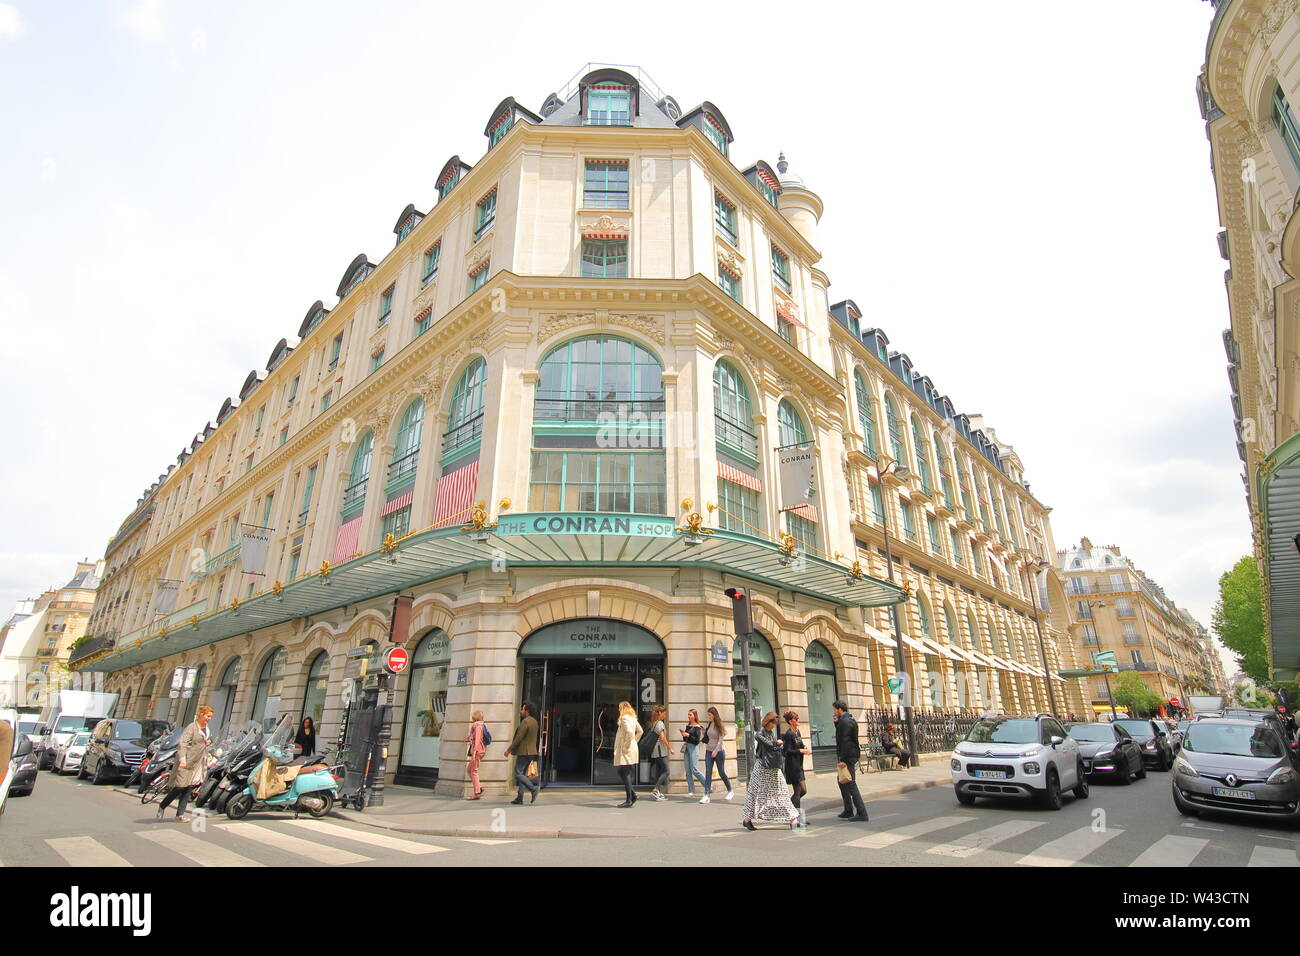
left=833, top=700, right=868, bottom=821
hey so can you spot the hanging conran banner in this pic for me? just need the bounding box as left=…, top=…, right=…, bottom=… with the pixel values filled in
left=240, top=525, right=273, bottom=576
left=153, top=580, right=180, bottom=615
left=777, top=443, right=816, bottom=510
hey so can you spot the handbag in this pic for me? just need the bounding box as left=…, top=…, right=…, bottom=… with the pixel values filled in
left=526, top=759, right=539, bottom=779
left=837, top=762, right=852, bottom=785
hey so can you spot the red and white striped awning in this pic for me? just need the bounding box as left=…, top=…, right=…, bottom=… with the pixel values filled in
left=433, top=459, right=479, bottom=528
left=782, top=503, right=818, bottom=523
left=582, top=231, right=628, bottom=240
left=331, top=515, right=363, bottom=565
left=717, top=460, right=761, bottom=493
left=380, top=490, right=414, bottom=517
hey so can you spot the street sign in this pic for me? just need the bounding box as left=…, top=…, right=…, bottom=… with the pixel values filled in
left=1091, top=650, right=1118, bottom=673
left=384, top=646, right=410, bottom=674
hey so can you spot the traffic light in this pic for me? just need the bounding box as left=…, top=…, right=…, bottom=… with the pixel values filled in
left=724, top=586, right=753, bottom=637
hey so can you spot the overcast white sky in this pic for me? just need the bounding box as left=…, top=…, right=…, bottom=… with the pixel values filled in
left=0, top=1, right=1243, bottom=670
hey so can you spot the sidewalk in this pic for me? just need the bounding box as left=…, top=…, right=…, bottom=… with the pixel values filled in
left=333, top=754, right=952, bottom=839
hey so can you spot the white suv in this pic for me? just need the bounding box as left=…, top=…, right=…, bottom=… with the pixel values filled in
left=950, top=714, right=1087, bottom=810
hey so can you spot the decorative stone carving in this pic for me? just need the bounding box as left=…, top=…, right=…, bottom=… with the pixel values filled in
left=717, top=247, right=743, bottom=275
left=580, top=214, right=629, bottom=236
left=537, top=312, right=665, bottom=345
left=467, top=244, right=492, bottom=274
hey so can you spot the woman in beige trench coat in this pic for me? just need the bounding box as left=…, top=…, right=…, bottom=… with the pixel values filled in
left=613, top=701, right=642, bottom=809
left=157, top=705, right=213, bottom=821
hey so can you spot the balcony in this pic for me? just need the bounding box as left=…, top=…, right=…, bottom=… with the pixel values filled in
left=46, top=623, right=66, bottom=632
left=68, top=634, right=117, bottom=666
left=297, top=509, right=309, bottom=530
left=387, top=449, right=420, bottom=485
left=341, top=479, right=368, bottom=511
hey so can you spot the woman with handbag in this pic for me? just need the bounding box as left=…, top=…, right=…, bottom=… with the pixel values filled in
left=741, top=712, right=800, bottom=831
left=647, top=705, right=672, bottom=800
left=780, top=711, right=811, bottom=813
left=613, top=701, right=642, bottom=808
left=465, top=710, right=490, bottom=800
left=679, top=709, right=707, bottom=797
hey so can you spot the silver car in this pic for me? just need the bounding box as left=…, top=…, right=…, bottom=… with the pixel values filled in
left=1172, top=718, right=1300, bottom=823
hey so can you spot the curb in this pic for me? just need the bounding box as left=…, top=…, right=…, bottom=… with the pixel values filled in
left=331, top=774, right=951, bottom=840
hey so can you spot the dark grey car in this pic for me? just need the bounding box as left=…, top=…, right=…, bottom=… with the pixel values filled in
left=1173, top=718, right=1300, bottom=823
left=1111, top=718, right=1175, bottom=771
left=1066, top=722, right=1145, bottom=783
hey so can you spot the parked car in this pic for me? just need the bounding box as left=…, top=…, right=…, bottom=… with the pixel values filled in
left=950, top=714, right=1087, bottom=809
left=78, top=718, right=171, bottom=785
left=0, top=736, right=36, bottom=817
left=53, top=732, right=92, bottom=775
left=1066, top=721, right=1145, bottom=783
left=1110, top=718, right=1176, bottom=771
left=1172, top=717, right=1300, bottom=822
left=34, top=690, right=118, bottom=770
left=1161, top=719, right=1184, bottom=752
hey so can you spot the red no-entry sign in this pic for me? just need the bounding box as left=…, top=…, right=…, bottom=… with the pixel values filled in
left=384, top=646, right=410, bottom=674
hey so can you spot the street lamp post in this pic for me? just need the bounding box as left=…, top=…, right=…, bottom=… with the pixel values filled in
left=1025, top=558, right=1059, bottom=717
left=876, top=458, right=917, bottom=761
left=1082, top=598, right=1117, bottom=720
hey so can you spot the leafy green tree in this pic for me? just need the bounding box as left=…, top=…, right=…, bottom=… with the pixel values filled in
left=1212, top=556, right=1268, bottom=683
left=1112, top=672, right=1162, bottom=717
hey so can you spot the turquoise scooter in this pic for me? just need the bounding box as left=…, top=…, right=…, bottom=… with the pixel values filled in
left=225, top=716, right=340, bottom=820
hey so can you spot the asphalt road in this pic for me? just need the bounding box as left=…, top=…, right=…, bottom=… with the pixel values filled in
left=1, top=766, right=1297, bottom=866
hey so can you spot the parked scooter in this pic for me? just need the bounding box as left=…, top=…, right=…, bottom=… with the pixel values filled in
left=193, top=723, right=262, bottom=810
left=130, top=726, right=184, bottom=793
left=226, top=716, right=340, bottom=820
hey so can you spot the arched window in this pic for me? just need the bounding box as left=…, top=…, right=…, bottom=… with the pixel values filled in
left=342, top=431, right=374, bottom=513
left=966, top=610, right=980, bottom=651
left=529, top=336, right=666, bottom=515
left=443, top=358, right=487, bottom=462
left=986, top=620, right=1001, bottom=657
left=934, top=432, right=953, bottom=506
left=911, top=414, right=933, bottom=492
left=389, top=399, right=424, bottom=486
left=212, top=657, right=240, bottom=732
left=138, top=676, right=155, bottom=719
left=180, top=664, right=206, bottom=725
left=714, top=361, right=761, bottom=534
left=776, top=400, right=817, bottom=553
left=733, top=633, right=779, bottom=726
left=803, top=641, right=840, bottom=750
left=943, top=604, right=959, bottom=646
left=854, top=371, right=878, bottom=457
left=301, top=651, right=329, bottom=731
left=956, top=454, right=973, bottom=517
left=250, top=647, right=286, bottom=731
left=884, top=394, right=905, bottom=463
left=397, top=629, right=452, bottom=786
left=714, top=360, right=756, bottom=458
left=917, top=592, right=933, bottom=639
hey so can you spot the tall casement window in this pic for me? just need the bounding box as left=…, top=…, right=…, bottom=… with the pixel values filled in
left=584, top=160, right=629, bottom=209
left=970, top=541, right=984, bottom=576
left=899, top=495, right=917, bottom=542
left=443, top=358, right=486, bottom=464
left=422, top=242, right=441, bottom=286
left=967, top=610, right=980, bottom=652
left=530, top=335, right=666, bottom=514
left=884, top=394, right=906, bottom=463
left=777, top=399, right=817, bottom=553
left=378, top=286, right=394, bottom=327
left=714, top=361, right=758, bottom=459
left=944, top=604, right=959, bottom=645
left=474, top=187, right=497, bottom=240
left=777, top=317, right=796, bottom=345
left=854, top=371, right=878, bottom=457
left=715, top=192, right=738, bottom=245
left=714, top=360, right=762, bottom=535
left=717, top=262, right=741, bottom=303
left=414, top=307, right=432, bottom=337
left=911, top=415, right=933, bottom=493
left=950, top=527, right=964, bottom=566
left=342, top=431, right=373, bottom=515
left=870, top=480, right=885, bottom=524
left=770, top=244, right=791, bottom=293
left=389, top=398, right=424, bottom=489
left=585, top=83, right=632, bottom=125
left=956, top=455, right=973, bottom=518
left=297, top=464, right=317, bottom=528
left=467, top=261, right=489, bottom=295
left=328, top=333, right=343, bottom=371
left=288, top=375, right=300, bottom=407
left=1274, top=84, right=1300, bottom=175
left=580, top=238, right=629, bottom=278
left=926, top=513, right=942, bottom=553
left=934, top=433, right=954, bottom=507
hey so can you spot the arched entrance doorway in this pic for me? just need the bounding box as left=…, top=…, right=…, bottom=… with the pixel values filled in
left=251, top=647, right=287, bottom=730
left=733, top=632, right=779, bottom=732
left=519, top=619, right=664, bottom=788
left=396, top=629, right=451, bottom=789
left=803, top=641, right=840, bottom=752
left=210, top=658, right=240, bottom=734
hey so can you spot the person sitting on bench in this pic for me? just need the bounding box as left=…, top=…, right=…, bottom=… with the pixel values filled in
left=882, top=723, right=913, bottom=769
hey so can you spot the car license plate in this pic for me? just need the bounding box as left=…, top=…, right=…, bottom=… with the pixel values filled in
left=973, top=770, right=1007, bottom=779
left=1211, top=787, right=1256, bottom=800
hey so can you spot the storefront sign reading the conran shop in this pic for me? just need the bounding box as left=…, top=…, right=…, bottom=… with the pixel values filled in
left=495, top=513, right=677, bottom=538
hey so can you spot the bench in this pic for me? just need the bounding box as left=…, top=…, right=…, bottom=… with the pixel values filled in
left=861, top=746, right=901, bottom=773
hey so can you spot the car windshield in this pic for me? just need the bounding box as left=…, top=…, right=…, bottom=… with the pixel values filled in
left=1067, top=725, right=1115, bottom=743
left=112, top=720, right=170, bottom=740
left=1184, top=723, right=1285, bottom=759
left=965, top=718, right=1038, bottom=745
left=17, top=721, right=39, bottom=735
left=54, top=716, right=101, bottom=733
left=70, top=733, right=91, bottom=746
left=1113, top=720, right=1153, bottom=738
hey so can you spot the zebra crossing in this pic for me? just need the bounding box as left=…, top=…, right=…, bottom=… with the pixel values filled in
left=832, top=814, right=1298, bottom=866
left=1, top=818, right=514, bottom=867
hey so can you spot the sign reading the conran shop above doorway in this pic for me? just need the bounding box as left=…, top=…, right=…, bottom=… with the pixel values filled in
left=495, top=512, right=677, bottom=538
left=519, top=619, right=664, bottom=657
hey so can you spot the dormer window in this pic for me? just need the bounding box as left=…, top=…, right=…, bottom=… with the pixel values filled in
left=392, top=204, right=424, bottom=245
left=438, top=168, right=460, bottom=201
left=435, top=156, right=470, bottom=203
left=586, top=83, right=632, bottom=126
left=703, top=113, right=728, bottom=154
left=743, top=161, right=782, bottom=209
left=488, top=112, right=513, bottom=147
left=771, top=244, right=791, bottom=293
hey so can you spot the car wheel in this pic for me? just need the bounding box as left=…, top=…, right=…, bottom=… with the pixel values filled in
left=1040, top=768, right=1063, bottom=810
left=1120, top=758, right=1134, bottom=785
left=77, top=760, right=89, bottom=780
left=956, top=789, right=976, bottom=806
left=91, top=760, right=109, bottom=786
left=1159, top=752, right=1171, bottom=772
left=1073, top=761, right=1089, bottom=799
left=1135, top=758, right=1147, bottom=780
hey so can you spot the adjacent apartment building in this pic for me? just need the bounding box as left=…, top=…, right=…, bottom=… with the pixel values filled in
left=72, top=64, right=1077, bottom=794
left=0, top=561, right=101, bottom=709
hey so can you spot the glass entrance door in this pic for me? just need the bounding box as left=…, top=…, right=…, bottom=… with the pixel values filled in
left=548, top=659, right=594, bottom=784
left=593, top=660, right=636, bottom=785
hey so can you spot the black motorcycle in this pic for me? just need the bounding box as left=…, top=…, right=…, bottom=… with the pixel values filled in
left=128, top=727, right=184, bottom=793
left=193, top=723, right=261, bottom=810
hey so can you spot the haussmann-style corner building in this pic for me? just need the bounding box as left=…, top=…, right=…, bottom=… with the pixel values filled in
left=71, top=64, right=1082, bottom=794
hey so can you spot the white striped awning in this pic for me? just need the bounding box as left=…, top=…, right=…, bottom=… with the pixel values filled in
left=920, top=638, right=961, bottom=661
left=898, top=634, right=929, bottom=655
left=718, top=460, right=762, bottom=493
left=331, top=515, right=363, bottom=565
left=380, top=490, right=414, bottom=517
left=433, top=459, right=480, bottom=528
left=862, top=622, right=898, bottom=649
left=987, top=655, right=1016, bottom=671
left=945, top=645, right=977, bottom=664
left=967, top=651, right=997, bottom=668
